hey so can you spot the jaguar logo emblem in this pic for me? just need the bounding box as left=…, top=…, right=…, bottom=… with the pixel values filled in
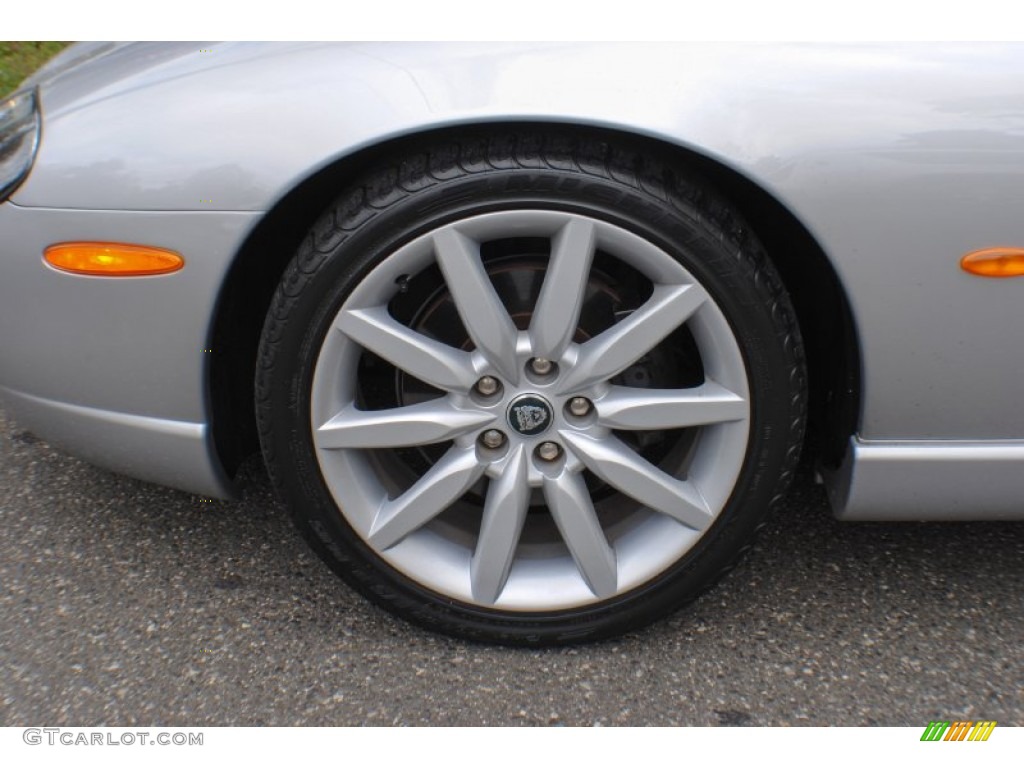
left=514, top=405, right=548, bottom=432
left=507, top=394, right=553, bottom=436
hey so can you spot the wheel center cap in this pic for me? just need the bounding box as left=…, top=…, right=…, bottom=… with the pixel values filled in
left=507, top=394, right=553, bottom=436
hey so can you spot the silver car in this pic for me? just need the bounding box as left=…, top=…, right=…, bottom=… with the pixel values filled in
left=2, top=42, right=1021, bottom=644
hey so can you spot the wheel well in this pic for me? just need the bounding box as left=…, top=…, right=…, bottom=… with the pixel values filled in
left=208, top=124, right=861, bottom=477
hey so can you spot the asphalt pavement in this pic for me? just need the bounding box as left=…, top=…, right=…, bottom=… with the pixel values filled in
left=1, top=407, right=1021, bottom=726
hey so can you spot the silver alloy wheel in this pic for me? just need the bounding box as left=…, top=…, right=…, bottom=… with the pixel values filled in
left=310, top=210, right=751, bottom=611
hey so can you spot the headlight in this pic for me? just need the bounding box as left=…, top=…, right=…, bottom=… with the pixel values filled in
left=0, top=89, right=41, bottom=202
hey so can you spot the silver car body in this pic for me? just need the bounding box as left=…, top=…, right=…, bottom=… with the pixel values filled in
left=2, top=42, right=1022, bottom=518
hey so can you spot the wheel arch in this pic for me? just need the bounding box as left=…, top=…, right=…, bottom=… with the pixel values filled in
left=208, top=122, right=861, bottom=479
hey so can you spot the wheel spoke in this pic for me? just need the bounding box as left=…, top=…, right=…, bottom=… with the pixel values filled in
left=315, top=400, right=494, bottom=449
left=596, top=381, right=747, bottom=430
left=368, top=445, right=485, bottom=550
left=433, top=228, right=520, bottom=382
left=528, top=218, right=597, bottom=360
left=557, top=283, right=707, bottom=394
left=543, top=470, right=617, bottom=598
left=470, top=446, right=531, bottom=604
left=560, top=432, right=713, bottom=531
left=336, top=306, right=478, bottom=393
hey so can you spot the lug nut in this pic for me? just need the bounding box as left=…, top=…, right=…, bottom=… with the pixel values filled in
left=475, top=376, right=500, bottom=396
left=480, top=429, right=506, bottom=449
left=536, top=441, right=561, bottom=461
left=568, top=397, right=592, bottom=417
left=530, top=357, right=553, bottom=376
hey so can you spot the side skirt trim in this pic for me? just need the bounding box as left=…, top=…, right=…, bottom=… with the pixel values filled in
left=826, top=437, right=1024, bottom=520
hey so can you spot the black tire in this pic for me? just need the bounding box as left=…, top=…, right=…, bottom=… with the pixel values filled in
left=256, top=130, right=806, bottom=646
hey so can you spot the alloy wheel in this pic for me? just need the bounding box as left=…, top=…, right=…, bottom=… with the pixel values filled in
left=309, top=209, right=751, bottom=611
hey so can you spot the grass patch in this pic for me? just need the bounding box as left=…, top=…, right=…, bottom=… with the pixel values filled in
left=1, top=42, right=71, bottom=96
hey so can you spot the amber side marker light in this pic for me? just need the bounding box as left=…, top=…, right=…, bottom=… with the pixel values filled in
left=44, top=242, right=184, bottom=276
left=960, top=247, right=1024, bottom=278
